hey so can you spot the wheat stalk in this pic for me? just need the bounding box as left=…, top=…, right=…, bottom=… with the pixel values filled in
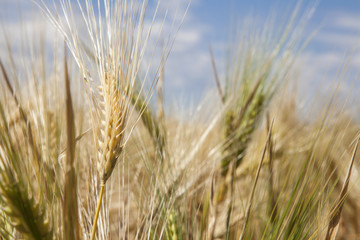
left=325, top=137, right=360, bottom=240
left=63, top=48, right=80, bottom=240
left=239, top=119, right=273, bottom=240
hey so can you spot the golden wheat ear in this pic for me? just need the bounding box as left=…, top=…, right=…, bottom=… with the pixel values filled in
left=91, top=71, right=129, bottom=239
left=97, top=73, right=126, bottom=183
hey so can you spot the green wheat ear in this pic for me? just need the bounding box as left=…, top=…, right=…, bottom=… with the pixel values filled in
left=132, top=87, right=167, bottom=160
left=0, top=61, right=54, bottom=240
left=166, top=210, right=180, bottom=240
left=0, top=170, right=53, bottom=240
left=222, top=93, right=264, bottom=176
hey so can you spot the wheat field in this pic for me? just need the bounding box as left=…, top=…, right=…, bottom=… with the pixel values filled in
left=0, top=0, right=359, bottom=239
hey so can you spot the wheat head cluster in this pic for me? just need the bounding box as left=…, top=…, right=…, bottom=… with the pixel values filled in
left=0, top=0, right=360, bottom=240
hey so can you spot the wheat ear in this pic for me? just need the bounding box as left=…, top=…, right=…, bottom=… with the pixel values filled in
left=90, top=72, right=127, bottom=239
left=0, top=108, right=53, bottom=240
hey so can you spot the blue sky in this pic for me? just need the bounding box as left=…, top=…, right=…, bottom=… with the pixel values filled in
left=163, top=0, right=360, bottom=107
left=1, top=0, right=360, bottom=110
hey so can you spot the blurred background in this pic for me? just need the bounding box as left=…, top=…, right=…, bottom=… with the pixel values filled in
left=1, top=0, right=360, bottom=113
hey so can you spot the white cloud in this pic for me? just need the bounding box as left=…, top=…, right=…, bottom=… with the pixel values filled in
left=172, top=28, right=201, bottom=52
left=314, top=31, right=360, bottom=48
left=311, top=11, right=360, bottom=48
left=293, top=10, right=360, bottom=110
left=333, top=14, right=360, bottom=32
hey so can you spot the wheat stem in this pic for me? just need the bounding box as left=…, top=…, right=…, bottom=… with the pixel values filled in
left=90, top=181, right=105, bottom=240
left=90, top=182, right=105, bottom=240
left=239, top=119, right=274, bottom=240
